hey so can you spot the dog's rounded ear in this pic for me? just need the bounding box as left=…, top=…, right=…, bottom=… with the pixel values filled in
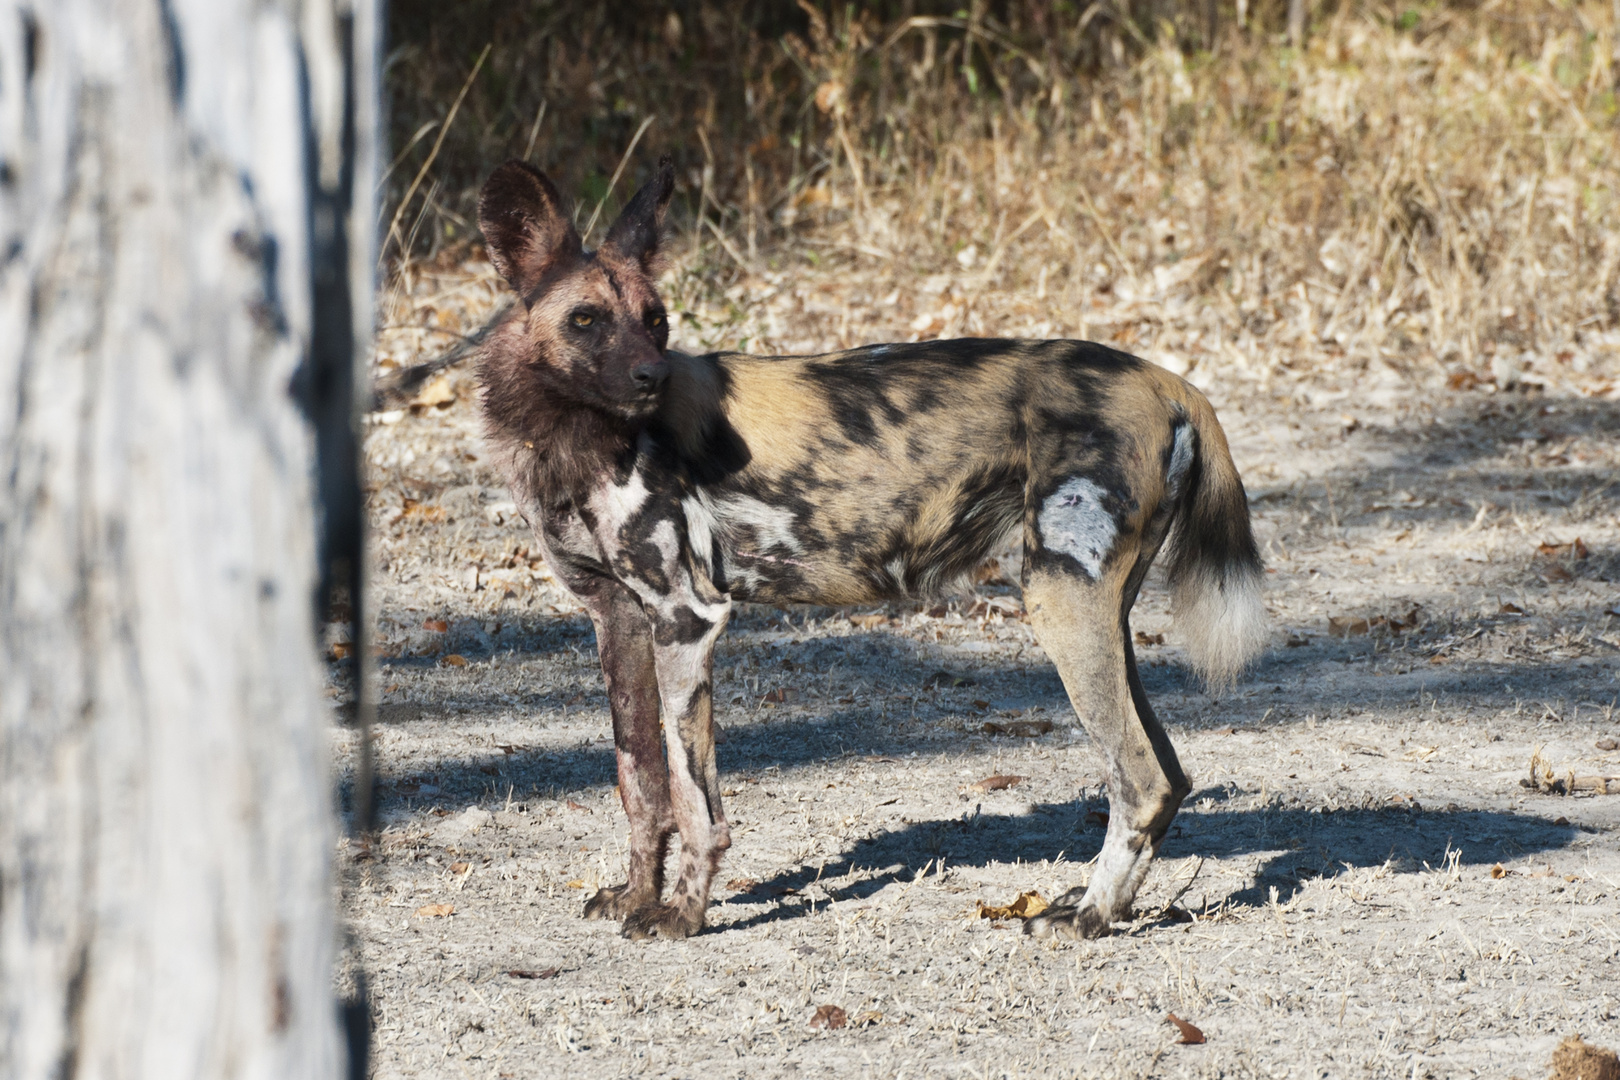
left=478, top=161, right=581, bottom=299
left=602, top=155, right=675, bottom=273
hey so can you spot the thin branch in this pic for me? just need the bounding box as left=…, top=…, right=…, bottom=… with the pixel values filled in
left=522, top=99, right=548, bottom=162
left=370, top=297, right=514, bottom=409
left=380, top=43, right=491, bottom=267
left=582, top=114, right=657, bottom=243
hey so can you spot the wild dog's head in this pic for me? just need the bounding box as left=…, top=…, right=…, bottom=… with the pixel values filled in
left=478, top=157, right=674, bottom=422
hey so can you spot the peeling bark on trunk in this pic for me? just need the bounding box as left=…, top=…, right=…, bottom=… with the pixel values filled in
left=0, top=2, right=377, bottom=1076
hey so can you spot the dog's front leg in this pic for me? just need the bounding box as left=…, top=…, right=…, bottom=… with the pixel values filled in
left=577, top=580, right=673, bottom=923
left=620, top=587, right=732, bottom=941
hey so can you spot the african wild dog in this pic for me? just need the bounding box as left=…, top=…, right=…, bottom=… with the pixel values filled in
left=476, top=155, right=1267, bottom=941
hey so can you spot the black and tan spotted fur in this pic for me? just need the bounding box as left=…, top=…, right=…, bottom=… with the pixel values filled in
left=477, top=157, right=1267, bottom=941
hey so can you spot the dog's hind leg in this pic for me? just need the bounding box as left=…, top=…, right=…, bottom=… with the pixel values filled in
left=1022, top=567, right=1191, bottom=939
left=578, top=580, right=675, bottom=922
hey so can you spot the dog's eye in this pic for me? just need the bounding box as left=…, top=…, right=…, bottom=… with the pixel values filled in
left=646, top=311, right=666, bottom=330
left=570, top=311, right=594, bottom=328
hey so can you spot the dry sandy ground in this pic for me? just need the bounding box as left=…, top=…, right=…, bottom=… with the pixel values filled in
left=335, top=283, right=1620, bottom=1078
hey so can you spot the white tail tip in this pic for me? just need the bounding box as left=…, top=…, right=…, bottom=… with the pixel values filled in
left=1173, top=565, right=1267, bottom=689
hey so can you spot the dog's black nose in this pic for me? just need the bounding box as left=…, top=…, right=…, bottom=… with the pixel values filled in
left=631, top=361, right=668, bottom=391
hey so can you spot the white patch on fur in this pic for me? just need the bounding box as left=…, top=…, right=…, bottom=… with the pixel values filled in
left=1038, top=478, right=1116, bottom=578
left=1173, top=562, right=1267, bottom=688
left=711, top=494, right=803, bottom=553
left=884, top=556, right=909, bottom=593
left=1075, top=817, right=1160, bottom=922
left=691, top=492, right=807, bottom=590
left=593, top=470, right=650, bottom=533
left=1164, top=422, right=1195, bottom=502
left=648, top=519, right=681, bottom=566
left=682, top=495, right=718, bottom=575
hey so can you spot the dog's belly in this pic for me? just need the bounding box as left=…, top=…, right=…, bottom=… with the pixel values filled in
left=688, top=469, right=1025, bottom=607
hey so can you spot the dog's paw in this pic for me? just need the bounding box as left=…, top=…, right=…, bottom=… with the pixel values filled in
left=621, top=903, right=705, bottom=941
left=1024, top=903, right=1111, bottom=940
left=583, top=883, right=652, bottom=921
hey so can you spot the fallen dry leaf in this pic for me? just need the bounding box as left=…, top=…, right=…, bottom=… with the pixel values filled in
left=1328, top=616, right=1370, bottom=637
left=808, top=1004, right=847, bottom=1030
left=976, top=891, right=1049, bottom=920
left=967, top=596, right=1025, bottom=619
left=851, top=1010, right=883, bottom=1028
left=448, top=861, right=470, bottom=875
left=565, top=800, right=591, bottom=812
left=1167, top=1013, right=1206, bottom=1045
left=1490, top=863, right=1507, bottom=879
left=506, top=967, right=559, bottom=980
left=725, top=877, right=758, bottom=891
left=329, top=642, right=353, bottom=660
left=1402, top=745, right=1439, bottom=762
left=398, top=498, right=446, bottom=523
left=423, top=618, right=449, bottom=632
left=442, top=654, right=468, bottom=667
left=849, top=613, right=889, bottom=629
left=760, top=687, right=800, bottom=704
left=1549, top=1035, right=1620, bottom=1080
left=564, top=879, right=585, bottom=889
left=414, top=903, right=454, bottom=918
left=1537, top=538, right=1589, bottom=560
left=1500, top=602, right=1527, bottom=615
left=1134, top=631, right=1165, bottom=646
left=967, top=774, right=1026, bottom=793
left=1329, top=607, right=1421, bottom=637
left=1446, top=370, right=1482, bottom=391
left=1598, top=737, right=1619, bottom=751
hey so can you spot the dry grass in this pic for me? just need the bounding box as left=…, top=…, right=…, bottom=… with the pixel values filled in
left=378, top=1, right=1620, bottom=398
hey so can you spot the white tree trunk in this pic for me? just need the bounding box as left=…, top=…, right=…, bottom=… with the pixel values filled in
left=0, top=2, right=376, bottom=1076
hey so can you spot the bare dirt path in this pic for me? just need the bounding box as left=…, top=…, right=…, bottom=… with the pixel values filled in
left=337, top=305, right=1620, bottom=1079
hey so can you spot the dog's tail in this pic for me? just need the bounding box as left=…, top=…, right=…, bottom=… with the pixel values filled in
left=1161, top=386, right=1267, bottom=688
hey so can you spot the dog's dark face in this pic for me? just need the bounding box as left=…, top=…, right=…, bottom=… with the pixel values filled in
left=478, top=158, right=675, bottom=420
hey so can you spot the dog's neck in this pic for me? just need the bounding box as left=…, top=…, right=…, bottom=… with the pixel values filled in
left=480, top=329, right=641, bottom=509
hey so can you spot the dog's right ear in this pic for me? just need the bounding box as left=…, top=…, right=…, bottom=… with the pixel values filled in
left=478, top=161, right=581, bottom=299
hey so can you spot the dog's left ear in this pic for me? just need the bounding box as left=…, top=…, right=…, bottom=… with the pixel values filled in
left=602, top=155, right=675, bottom=272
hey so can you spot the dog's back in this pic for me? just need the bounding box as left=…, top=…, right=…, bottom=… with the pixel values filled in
left=657, top=338, right=1259, bottom=664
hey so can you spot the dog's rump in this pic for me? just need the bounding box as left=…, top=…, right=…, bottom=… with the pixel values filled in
left=658, top=337, right=1223, bottom=609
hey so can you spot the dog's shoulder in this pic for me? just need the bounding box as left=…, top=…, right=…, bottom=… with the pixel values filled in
left=653, top=349, right=726, bottom=461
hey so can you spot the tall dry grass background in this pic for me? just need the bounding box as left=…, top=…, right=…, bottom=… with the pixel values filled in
left=377, top=0, right=1620, bottom=399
